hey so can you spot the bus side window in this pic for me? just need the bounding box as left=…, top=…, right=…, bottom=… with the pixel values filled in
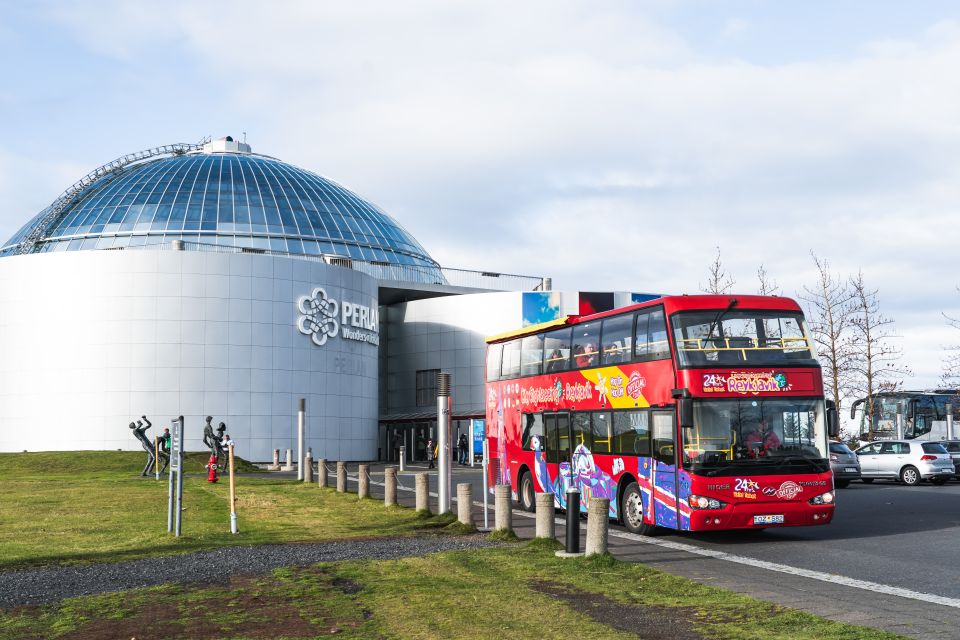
left=521, top=413, right=544, bottom=451
left=573, top=412, right=593, bottom=451
left=520, top=334, right=544, bottom=377
left=652, top=411, right=675, bottom=464
left=600, top=314, right=633, bottom=365
left=501, top=339, right=521, bottom=378
left=647, top=309, right=670, bottom=360
left=486, top=343, right=503, bottom=382
left=613, top=410, right=649, bottom=456
left=544, top=327, right=572, bottom=373
left=589, top=411, right=610, bottom=454
left=572, top=322, right=600, bottom=369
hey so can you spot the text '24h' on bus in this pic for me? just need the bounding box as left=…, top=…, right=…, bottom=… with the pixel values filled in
left=484, top=294, right=840, bottom=535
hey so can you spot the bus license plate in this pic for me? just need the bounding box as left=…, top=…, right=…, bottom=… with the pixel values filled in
left=753, top=515, right=784, bottom=525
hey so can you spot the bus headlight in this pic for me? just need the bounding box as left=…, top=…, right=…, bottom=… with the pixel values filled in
left=688, top=494, right=727, bottom=510
left=808, top=491, right=834, bottom=505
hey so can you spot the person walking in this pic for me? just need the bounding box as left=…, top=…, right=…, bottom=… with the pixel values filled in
left=426, top=439, right=435, bottom=469
left=458, top=432, right=468, bottom=465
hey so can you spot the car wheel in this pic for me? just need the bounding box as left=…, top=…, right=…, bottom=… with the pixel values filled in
left=518, top=470, right=535, bottom=512
left=860, top=478, right=874, bottom=484
left=930, top=477, right=948, bottom=486
left=900, top=465, right=920, bottom=486
left=834, top=479, right=850, bottom=489
left=621, top=481, right=656, bottom=536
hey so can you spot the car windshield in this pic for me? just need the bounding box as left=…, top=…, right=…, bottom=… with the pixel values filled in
left=681, top=397, right=828, bottom=475
left=671, top=310, right=816, bottom=367
left=829, top=443, right=852, bottom=455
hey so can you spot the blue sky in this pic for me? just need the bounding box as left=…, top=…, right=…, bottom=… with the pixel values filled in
left=3, top=0, right=960, bottom=387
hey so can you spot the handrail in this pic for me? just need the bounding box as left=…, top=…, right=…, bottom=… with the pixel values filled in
left=13, top=137, right=211, bottom=255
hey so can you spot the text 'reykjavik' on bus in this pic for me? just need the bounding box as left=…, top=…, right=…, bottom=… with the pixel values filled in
left=484, top=294, right=840, bottom=535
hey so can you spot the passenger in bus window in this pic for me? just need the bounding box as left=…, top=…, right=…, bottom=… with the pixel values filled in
left=546, top=349, right=566, bottom=372
left=745, top=418, right=781, bottom=456
left=575, top=343, right=597, bottom=368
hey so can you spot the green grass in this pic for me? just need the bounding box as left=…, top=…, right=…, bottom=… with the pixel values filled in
left=0, top=542, right=907, bottom=640
left=0, top=451, right=455, bottom=570
left=0, top=452, right=910, bottom=640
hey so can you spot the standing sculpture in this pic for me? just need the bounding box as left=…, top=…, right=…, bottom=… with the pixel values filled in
left=202, top=416, right=217, bottom=455
left=215, top=421, right=228, bottom=470
left=130, top=416, right=168, bottom=476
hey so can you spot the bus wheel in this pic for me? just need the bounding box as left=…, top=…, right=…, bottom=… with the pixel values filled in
left=518, top=471, right=535, bottom=512
left=621, top=482, right=655, bottom=536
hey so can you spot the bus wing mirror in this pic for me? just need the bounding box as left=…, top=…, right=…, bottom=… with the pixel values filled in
left=826, top=400, right=839, bottom=438
left=678, top=398, right=694, bottom=429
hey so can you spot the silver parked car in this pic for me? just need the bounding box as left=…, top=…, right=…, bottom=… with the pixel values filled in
left=938, top=440, right=960, bottom=478
left=829, top=441, right=861, bottom=488
left=855, top=440, right=954, bottom=486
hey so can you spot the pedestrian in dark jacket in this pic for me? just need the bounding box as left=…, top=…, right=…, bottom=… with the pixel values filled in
left=426, top=439, right=435, bottom=469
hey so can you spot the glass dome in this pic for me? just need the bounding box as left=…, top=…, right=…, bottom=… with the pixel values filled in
left=0, top=140, right=444, bottom=283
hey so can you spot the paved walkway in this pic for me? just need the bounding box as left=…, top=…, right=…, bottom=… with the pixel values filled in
left=334, top=462, right=959, bottom=640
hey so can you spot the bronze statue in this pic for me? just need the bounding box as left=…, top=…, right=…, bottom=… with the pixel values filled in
left=130, top=416, right=168, bottom=476
left=202, top=416, right=217, bottom=455
left=215, top=421, right=228, bottom=469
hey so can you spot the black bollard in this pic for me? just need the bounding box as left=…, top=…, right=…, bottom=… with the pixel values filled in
left=565, top=488, right=581, bottom=554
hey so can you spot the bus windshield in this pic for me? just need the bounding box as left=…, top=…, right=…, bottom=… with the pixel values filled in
left=671, top=310, right=816, bottom=367
left=682, top=398, right=828, bottom=473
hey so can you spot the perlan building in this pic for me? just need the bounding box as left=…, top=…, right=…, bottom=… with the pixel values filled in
left=0, top=136, right=645, bottom=461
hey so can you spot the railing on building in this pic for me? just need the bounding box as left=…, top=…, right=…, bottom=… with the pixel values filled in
left=105, top=239, right=548, bottom=292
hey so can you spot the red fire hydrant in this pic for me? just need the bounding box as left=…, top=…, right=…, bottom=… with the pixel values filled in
left=206, top=453, right=219, bottom=483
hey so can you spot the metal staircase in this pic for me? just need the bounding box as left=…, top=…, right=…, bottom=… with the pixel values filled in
left=13, top=136, right=211, bottom=255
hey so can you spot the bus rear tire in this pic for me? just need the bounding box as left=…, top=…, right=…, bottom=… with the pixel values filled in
left=621, top=482, right=655, bottom=536
left=518, top=470, right=535, bottom=512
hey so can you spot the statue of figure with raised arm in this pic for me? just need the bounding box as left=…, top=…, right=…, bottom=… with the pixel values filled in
left=143, top=415, right=170, bottom=474
left=130, top=418, right=161, bottom=477
left=215, top=421, right=228, bottom=469
left=202, top=416, right=218, bottom=455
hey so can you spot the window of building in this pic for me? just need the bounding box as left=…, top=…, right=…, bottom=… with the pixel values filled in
left=416, top=369, right=440, bottom=407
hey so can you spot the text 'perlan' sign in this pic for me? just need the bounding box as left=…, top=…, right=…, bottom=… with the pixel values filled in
left=297, top=287, right=380, bottom=347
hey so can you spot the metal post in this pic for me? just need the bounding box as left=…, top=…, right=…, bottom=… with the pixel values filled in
left=947, top=404, right=954, bottom=440
left=564, top=488, right=580, bottom=554
left=175, top=416, right=185, bottom=537
left=437, top=372, right=452, bottom=514
left=399, top=445, right=406, bottom=472
left=297, top=398, right=305, bottom=481
left=167, top=420, right=176, bottom=533
left=482, top=438, right=490, bottom=530
left=154, top=436, right=160, bottom=480
left=228, top=444, right=238, bottom=534
left=896, top=411, right=904, bottom=439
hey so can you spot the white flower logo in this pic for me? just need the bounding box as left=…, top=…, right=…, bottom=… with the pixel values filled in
left=297, top=287, right=339, bottom=346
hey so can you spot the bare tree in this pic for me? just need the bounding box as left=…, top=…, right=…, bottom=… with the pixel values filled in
left=848, top=270, right=911, bottom=439
left=701, top=246, right=735, bottom=294
left=756, top=263, right=780, bottom=296
left=940, top=289, right=960, bottom=388
left=798, top=253, right=856, bottom=416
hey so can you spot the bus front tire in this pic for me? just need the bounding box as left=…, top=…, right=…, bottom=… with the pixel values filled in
left=621, top=482, right=655, bottom=536
left=518, top=470, right=535, bottom=512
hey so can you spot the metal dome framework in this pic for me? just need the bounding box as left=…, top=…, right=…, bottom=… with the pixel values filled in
left=1, top=139, right=444, bottom=282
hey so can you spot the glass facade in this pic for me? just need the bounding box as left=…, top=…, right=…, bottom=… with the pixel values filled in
left=0, top=151, right=443, bottom=282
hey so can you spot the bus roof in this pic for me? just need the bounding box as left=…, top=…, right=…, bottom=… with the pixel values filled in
left=484, top=294, right=804, bottom=344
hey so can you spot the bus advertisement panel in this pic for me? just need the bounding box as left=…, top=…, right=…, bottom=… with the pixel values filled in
left=485, top=294, right=839, bottom=535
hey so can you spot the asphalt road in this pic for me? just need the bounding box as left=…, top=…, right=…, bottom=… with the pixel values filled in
left=410, top=463, right=960, bottom=601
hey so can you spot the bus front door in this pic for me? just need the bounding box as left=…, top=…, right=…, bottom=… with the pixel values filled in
left=544, top=412, right=571, bottom=509
left=652, top=410, right=681, bottom=528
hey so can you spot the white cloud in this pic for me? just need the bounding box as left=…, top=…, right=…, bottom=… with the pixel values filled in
left=9, top=1, right=960, bottom=386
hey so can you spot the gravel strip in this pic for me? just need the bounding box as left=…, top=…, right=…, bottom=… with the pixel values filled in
left=0, top=535, right=497, bottom=609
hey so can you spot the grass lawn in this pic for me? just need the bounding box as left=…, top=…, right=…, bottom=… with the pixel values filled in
left=0, top=452, right=908, bottom=640
left=0, top=452, right=451, bottom=570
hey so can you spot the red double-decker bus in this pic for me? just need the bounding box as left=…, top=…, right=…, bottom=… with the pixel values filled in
left=485, top=294, right=840, bottom=534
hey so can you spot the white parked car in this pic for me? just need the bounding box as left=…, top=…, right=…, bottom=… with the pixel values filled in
left=854, top=440, right=954, bottom=486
